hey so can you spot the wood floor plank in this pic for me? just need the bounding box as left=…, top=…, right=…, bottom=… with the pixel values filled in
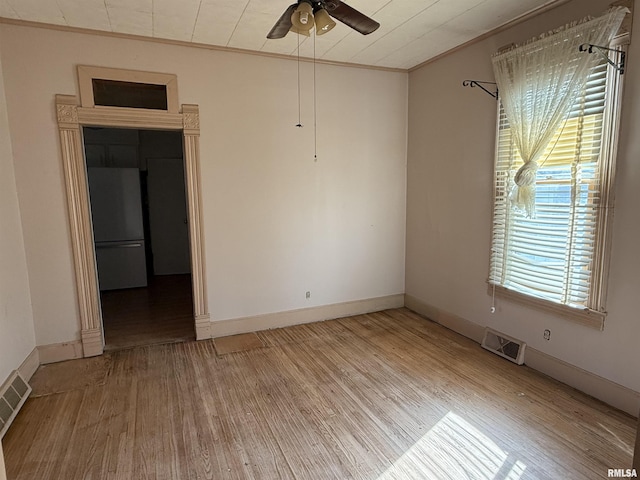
left=3, top=308, right=636, bottom=479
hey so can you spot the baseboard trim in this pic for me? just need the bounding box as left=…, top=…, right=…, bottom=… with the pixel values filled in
left=525, top=347, right=640, bottom=416
left=404, top=294, right=485, bottom=343
left=210, top=294, right=405, bottom=338
left=404, top=294, right=640, bottom=417
left=17, top=347, right=39, bottom=382
left=195, top=313, right=212, bottom=340
left=81, top=328, right=103, bottom=357
left=37, top=340, right=83, bottom=364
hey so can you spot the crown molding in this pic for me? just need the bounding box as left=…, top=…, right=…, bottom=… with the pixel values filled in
left=0, top=16, right=407, bottom=74
left=408, top=0, right=572, bottom=73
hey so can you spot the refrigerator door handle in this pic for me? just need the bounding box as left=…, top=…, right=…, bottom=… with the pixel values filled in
left=96, top=242, right=143, bottom=249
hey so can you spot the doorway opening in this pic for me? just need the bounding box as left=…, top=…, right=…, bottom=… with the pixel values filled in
left=84, top=127, right=194, bottom=350
left=57, top=84, right=209, bottom=357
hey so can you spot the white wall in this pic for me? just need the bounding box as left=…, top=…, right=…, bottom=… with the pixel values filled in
left=407, top=0, right=640, bottom=395
left=0, top=25, right=407, bottom=345
left=0, top=34, right=36, bottom=383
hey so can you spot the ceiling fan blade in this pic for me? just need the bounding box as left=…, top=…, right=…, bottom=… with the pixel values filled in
left=323, top=1, right=380, bottom=35
left=267, top=4, right=297, bottom=39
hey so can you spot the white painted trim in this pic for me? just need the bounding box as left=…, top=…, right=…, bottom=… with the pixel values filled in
left=17, top=347, right=39, bottom=382
left=81, top=328, right=102, bottom=357
left=77, top=65, right=179, bottom=112
left=56, top=92, right=209, bottom=357
left=210, top=294, right=405, bottom=338
left=404, top=294, right=640, bottom=416
left=525, top=348, right=640, bottom=417
left=195, top=314, right=212, bottom=340
left=0, top=18, right=406, bottom=74
left=404, top=294, right=485, bottom=342
left=37, top=340, right=83, bottom=365
left=408, top=0, right=572, bottom=72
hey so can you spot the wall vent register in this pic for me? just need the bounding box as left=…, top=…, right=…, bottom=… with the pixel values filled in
left=481, top=328, right=526, bottom=365
left=0, top=370, right=31, bottom=439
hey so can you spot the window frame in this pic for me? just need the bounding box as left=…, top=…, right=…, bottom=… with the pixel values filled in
left=77, top=65, right=179, bottom=113
left=488, top=36, right=628, bottom=330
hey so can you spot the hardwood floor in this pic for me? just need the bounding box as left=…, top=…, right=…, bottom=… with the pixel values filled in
left=3, top=309, right=636, bottom=479
left=101, top=274, right=195, bottom=350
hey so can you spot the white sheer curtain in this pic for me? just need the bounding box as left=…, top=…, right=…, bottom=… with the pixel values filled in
left=491, top=7, right=626, bottom=217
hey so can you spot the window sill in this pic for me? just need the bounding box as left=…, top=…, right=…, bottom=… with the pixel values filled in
left=487, top=284, right=605, bottom=330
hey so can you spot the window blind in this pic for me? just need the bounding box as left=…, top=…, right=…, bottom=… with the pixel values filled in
left=489, top=59, right=612, bottom=312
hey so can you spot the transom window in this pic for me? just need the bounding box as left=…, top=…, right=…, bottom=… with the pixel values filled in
left=92, top=79, right=168, bottom=110
left=77, top=65, right=179, bottom=113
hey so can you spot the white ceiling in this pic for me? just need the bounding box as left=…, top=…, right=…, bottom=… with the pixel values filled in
left=0, top=0, right=564, bottom=70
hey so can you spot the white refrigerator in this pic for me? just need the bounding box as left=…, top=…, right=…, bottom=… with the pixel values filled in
left=88, top=167, right=148, bottom=291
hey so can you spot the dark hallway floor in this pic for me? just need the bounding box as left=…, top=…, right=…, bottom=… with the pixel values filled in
left=101, top=274, right=195, bottom=350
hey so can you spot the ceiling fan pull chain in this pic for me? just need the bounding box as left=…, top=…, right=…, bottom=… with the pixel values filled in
left=296, top=33, right=303, bottom=128
left=313, top=29, right=317, bottom=161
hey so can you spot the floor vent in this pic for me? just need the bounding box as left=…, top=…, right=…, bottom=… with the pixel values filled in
left=0, top=370, right=32, bottom=438
left=481, top=328, right=526, bottom=365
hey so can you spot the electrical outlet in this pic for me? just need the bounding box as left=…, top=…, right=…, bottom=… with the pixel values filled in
left=305, top=291, right=311, bottom=299
left=543, top=329, right=551, bottom=341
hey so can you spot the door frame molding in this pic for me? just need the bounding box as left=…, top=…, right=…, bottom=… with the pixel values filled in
left=55, top=94, right=210, bottom=357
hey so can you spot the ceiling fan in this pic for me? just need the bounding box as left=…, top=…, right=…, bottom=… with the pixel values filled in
left=267, top=0, right=380, bottom=39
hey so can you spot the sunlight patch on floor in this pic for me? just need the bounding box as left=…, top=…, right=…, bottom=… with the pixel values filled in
left=377, top=411, right=527, bottom=479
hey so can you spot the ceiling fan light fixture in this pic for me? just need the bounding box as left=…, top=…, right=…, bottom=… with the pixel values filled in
left=289, top=25, right=311, bottom=36
left=267, top=0, right=380, bottom=40
left=291, top=1, right=314, bottom=31
left=314, top=8, right=336, bottom=35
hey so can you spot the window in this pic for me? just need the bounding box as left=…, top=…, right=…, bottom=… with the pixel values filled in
left=489, top=48, right=625, bottom=329
left=92, top=79, right=168, bottom=110
left=77, top=66, right=179, bottom=113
